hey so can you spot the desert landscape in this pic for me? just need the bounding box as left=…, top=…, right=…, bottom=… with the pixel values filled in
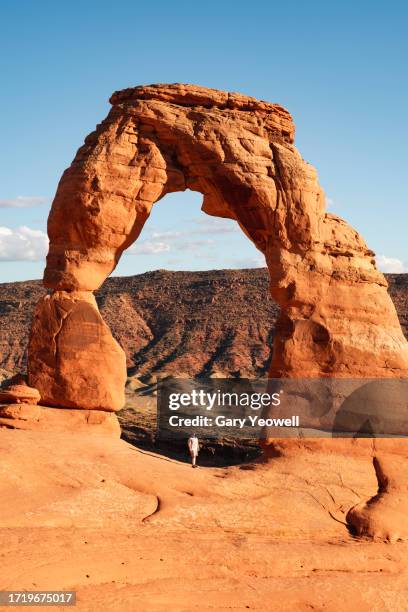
left=2, top=431, right=408, bottom=611
left=1, top=81, right=408, bottom=612
left=1, top=269, right=407, bottom=378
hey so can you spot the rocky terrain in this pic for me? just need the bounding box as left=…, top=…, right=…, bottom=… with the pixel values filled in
left=0, top=269, right=406, bottom=379
left=2, top=430, right=408, bottom=611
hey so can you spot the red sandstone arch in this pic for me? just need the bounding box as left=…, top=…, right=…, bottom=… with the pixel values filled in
left=27, top=84, right=408, bottom=411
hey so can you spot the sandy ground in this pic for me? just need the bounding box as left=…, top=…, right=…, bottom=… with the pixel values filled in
left=1, top=430, right=408, bottom=611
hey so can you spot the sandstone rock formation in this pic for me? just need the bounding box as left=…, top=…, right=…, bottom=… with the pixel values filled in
left=28, top=291, right=125, bottom=411
left=20, top=83, right=408, bottom=540
left=0, top=404, right=120, bottom=436
left=27, top=83, right=408, bottom=412
left=347, top=452, right=408, bottom=542
left=0, top=383, right=40, bottom=405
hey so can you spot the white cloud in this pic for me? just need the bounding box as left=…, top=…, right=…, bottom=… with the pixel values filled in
left=129, top=240, right=171, bottom=255
left=192, top=217, right=239, bottom=234
left=173, top=239, right=215, bottom=251
left=0, top=196, right=50, bottom=209
left=231, top=255, right=266, bottom=269
left=0, top=226, right=48, bottom=261
left=376, top=255, right=407, bottom=273
left=151, top=231, right=183, bottom=240
left=151, top=218, right=239, bottom=240
left=128, top=236, right=216, bottom=256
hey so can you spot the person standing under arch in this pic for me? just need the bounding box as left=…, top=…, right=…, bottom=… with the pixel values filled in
left=188, top=434, right=200, bottom=468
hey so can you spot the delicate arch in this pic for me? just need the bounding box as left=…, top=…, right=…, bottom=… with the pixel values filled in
left=27, top=84, right=408, bottom=411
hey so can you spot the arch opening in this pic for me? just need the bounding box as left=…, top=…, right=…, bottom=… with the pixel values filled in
left=102, top=188, right=274, bottom=381
left=83, top=186, right=276, bottom=465
left=114, top=189, right=264, bottom=278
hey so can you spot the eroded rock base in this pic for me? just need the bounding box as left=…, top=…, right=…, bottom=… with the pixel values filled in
left=347, top=454, right=408, bottom=542
left=262, top=437, right=408, bottom=543
left=0, top=403, right=120, bottom=437
left=28, top=291, right=126, bottom=411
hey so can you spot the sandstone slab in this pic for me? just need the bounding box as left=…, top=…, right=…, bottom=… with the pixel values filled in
left=1, top=429, right=408, bottom=609
left=0, top=403, right=120, bottom=436
left=0, top=383, right=40, bottom=405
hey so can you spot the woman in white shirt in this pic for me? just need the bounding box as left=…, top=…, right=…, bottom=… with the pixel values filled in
left=187, top=434, right=200, bottom=468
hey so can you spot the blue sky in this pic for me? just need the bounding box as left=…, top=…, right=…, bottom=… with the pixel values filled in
left=1, top=0, right=407, bottom=282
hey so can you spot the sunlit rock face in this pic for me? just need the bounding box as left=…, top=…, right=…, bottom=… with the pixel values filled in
left=27, top=83, right=408, bottom=410
left=28, top=291, right=126, bottom=411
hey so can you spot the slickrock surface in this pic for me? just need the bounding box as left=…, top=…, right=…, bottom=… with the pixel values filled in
left=1, top=429, right=408, bottom=611
left=0, top=270, right=406, bottom=377
left=0, top=404, right=120, bottom=436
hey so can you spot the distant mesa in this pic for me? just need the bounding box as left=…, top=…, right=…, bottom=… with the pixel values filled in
left=0, top=270, right=407, bottom=380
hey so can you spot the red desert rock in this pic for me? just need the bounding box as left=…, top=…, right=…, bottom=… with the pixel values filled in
left=27, top=83, right=408, bottom=409
left=28, top=291, right=126, bottom=411
left=0, top=384, right=41, bottom=405
left=347, top=453, right=408, bottom=542
left=0, top=403, right=120, bottom=436
left=2, top=430, right=408, bottom=607
left=22, top=84, right=408, bottom=541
